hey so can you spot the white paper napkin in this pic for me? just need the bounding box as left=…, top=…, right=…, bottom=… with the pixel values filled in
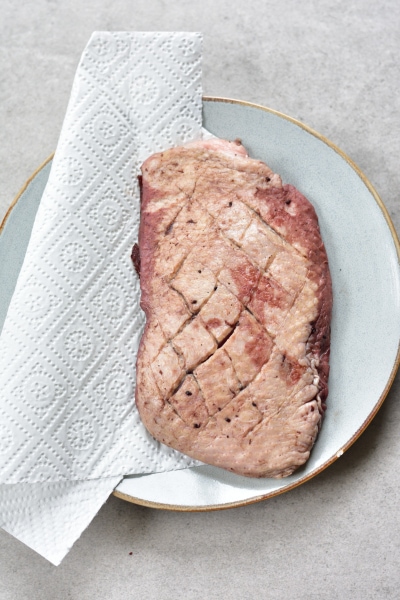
left=0, top=31, right=203, bottom=564
left=0, top=477, right=121, bottom=565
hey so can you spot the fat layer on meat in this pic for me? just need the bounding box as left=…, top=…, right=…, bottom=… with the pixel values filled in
left=135, top=138, right=332, bottom=478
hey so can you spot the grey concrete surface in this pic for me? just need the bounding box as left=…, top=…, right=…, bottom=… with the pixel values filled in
left=1, top=1, right=399, bottom=598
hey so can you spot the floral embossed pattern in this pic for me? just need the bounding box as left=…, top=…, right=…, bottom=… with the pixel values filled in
left=61, top=242, right=90, bottom=272
left=64, top=330, right=93, bottom=362
left=56, top=156, right=86, bottom=187
left=0, top=32, right=203, bottom=486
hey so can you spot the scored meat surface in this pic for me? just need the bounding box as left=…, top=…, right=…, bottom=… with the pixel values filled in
left=135, top=138, right=332, bottom=478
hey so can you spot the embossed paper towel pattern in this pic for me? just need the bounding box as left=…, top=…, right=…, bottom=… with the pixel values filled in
left=0, top=31, right=203, bottom=485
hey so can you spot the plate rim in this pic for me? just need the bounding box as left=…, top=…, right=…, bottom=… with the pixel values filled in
left=2, top=96, right=399, bottom=512
left=0, top=154, right=54, bottom=234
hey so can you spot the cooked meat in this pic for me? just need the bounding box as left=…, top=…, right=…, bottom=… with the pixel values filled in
left=135, top=138, right=332, bottom=478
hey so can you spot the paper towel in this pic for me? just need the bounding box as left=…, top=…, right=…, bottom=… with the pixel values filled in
left=0, top=477, right=121, bottom=565
left=0, top=31, right=204, bottom=564
left=0, top=31, right=203, bottom=484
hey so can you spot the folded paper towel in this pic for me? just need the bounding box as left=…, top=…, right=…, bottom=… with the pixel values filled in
left=0, top=31, right=204, bottom=564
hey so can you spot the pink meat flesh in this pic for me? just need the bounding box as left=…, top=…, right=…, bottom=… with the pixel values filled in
left=135, top=138, right=332, bottom=478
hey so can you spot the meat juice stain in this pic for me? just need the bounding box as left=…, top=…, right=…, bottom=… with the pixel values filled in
left=229, top=262, right=259, bottom=303
left=255, top=276, right=287, bottom=309
left=243, top=332, right=271, bottom=370
left=205, top=317, right=222, bottom=330
left=131, top=243, right=141, bottom=277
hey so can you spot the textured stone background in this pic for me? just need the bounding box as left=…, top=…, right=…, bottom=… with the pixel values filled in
left=1, top=1, right=399, bottom=598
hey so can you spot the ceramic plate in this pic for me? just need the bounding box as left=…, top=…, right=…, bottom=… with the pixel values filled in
left=1, top=98, right=399, bottom=510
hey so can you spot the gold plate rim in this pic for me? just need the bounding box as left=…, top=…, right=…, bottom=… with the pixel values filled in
left=2, top=97, right=399, bottom=512
left=115, top=96, right=400, bottom=511
left=0, top=154, right=54, bottom=234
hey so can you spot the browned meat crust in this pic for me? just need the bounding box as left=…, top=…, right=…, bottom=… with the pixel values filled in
left=134, top=139, right=332, bottom=478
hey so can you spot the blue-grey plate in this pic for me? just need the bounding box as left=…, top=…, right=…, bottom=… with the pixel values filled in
left=1, top=98, right=399, bottom=510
